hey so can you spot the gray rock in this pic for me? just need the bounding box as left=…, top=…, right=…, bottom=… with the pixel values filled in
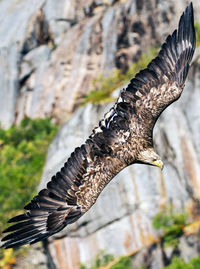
left=130, top=234, right=200, bottom=269
left=0, top=0, right=46, bottom=128
left=179, top=235, right=200, bottom=262
left=14, top=243, right=47, bottom=269
left=131, top=243, right=164, bottom=269
left=20, top=45, right=51, bottom=81
left=43, top=0, right=77, bottom=45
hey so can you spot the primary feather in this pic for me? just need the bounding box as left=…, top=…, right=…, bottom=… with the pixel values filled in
left=1, top=3, right=195, bottom=249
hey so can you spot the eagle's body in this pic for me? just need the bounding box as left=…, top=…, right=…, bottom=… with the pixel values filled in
left=77, top=81, right=180, bottom=212
left=1, top=3, right=196, bottom=248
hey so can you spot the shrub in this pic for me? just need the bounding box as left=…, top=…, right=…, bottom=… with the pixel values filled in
left=80, top=250, right=114, bottom=269
left=110, top=256, right=132, bottom=269
left=152, top=206, right=188, bottom=248
left=164, top=256, right=200, bottom=269
left=0, top=117, right=58, bottom=231
left=80, top=253, right=133, bottom=269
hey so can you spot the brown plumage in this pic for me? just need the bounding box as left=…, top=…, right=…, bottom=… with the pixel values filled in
left=1, top=3, right=196, bottom=248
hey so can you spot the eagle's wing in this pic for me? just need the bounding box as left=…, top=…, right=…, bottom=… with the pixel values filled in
left=1, top=127, right=128, bottom=248
left=120, top=3, right=195, bottom=129
left=1, top=144, right=88, bottom=248
left=1, top=3, right=195, bottom=249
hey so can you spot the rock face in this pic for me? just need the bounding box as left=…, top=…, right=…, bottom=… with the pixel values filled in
left=40, top=56, right=200, bottom=268
left=14, top=244, right=47, bottom=269
left=1, top=0, right=200, bottom=268
left=130, top=234, right=200, bottom=269
left=1, top=0, right=200, bottom=128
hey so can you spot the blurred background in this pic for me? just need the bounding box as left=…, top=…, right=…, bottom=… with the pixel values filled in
left=0, top=0, right=200, bottom=268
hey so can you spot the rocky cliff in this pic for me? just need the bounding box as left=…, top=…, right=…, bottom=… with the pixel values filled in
left=1, top=0, right=200, bottom=268
left=1, top=0, right=200, bottom=128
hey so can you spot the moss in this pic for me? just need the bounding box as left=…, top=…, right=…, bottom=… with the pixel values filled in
left=164, top=256, right=200, bottom=269
left=82, top=47, right=158, bottom=105
left=152, top=206, right=188, bottom=248
left=194, top=21, right=200, bottom=47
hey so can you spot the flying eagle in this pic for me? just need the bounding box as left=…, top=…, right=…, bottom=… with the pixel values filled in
left=1, top=3, right=196, bottom=248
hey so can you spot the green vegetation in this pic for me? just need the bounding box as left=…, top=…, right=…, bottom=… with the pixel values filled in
left=152, top=206, right=188, bottom=248
left=0, top=247, right=29, bottom=268
left=0, top=117, right=58, bottom=231
left=80, top=250, right=200, bottom=269
left=82, top=48, right=158, bottom=105
left=194, top=21, right=200, bottom=47
left=164, top=256, right=200, bottom=269
left=110, top=256, right=132, bottom=269
left=80, top=251, right=137, bottom=269
left=80, top=250, right=114, bottom=269
left=0, top=117, right=58, bottom=268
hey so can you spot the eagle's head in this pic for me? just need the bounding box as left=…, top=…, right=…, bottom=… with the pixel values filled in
left=137, top=148, right=164, bottom=170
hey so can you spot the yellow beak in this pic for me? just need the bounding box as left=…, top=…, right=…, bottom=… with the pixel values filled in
left=152, top=160, right=164, bottom=170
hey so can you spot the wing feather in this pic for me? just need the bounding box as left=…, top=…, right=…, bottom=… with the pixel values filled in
left=123, top=3, right=195, bottom=127
left=1, top=134, right=123, bottom=248
left=1, top=145, right=88, bottom=248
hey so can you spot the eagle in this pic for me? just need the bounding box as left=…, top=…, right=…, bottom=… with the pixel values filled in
left=1, top=3, right=196, bottom=249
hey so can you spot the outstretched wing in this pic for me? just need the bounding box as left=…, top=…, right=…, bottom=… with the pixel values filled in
left=1, top=3, right=195, bottom=249
left=119, top=3, right=195, bottom=129
left=1, top=127, right=128, bottom=249
left=1, top=145, right=88, bottom=248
